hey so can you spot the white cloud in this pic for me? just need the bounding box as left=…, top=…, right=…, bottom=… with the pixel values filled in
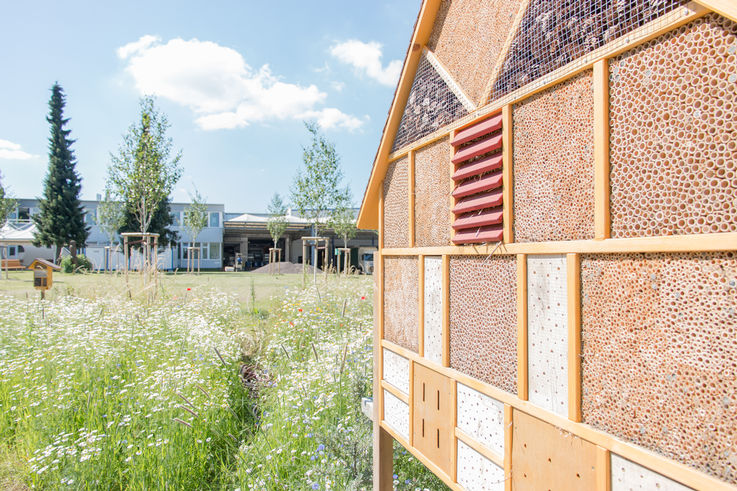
left=117, top=35, right=160, bottom=59
left=0, top=139, right=38, bottom=161
left=118, top=35, right=362, bottom=131
left=330, top=81, right=345, bottom=92
left=300, top=108, right=366, bottom=132
left=330, top=40, right=402, bottom=87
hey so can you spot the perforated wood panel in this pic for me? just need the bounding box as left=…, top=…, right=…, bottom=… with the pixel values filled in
left=413, top=363, right=453, bottom=477
left=384, top=389, right=409, bottom=441
left=512, top=410, right=599, bottom=490
left=456, top=383, right=505, bottom=456
left=382, top=348, right=410, bottom=395
left=611, top=454, right=692, bottom=491
left=457, top=439, right=506, bottom=491
left=527, top=255, right=569, bottom=417
left=423, top=256, right=443, bottom=364
left=383, top=256, right=419, bottom=352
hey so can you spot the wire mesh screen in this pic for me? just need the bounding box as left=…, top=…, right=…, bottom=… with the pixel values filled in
left=490, top=0, right=689, bottom=101
left=392, top=54, right=469, bottom=153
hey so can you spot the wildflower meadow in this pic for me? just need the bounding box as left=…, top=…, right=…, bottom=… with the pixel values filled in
left=0, top=273, right=445, bottom=490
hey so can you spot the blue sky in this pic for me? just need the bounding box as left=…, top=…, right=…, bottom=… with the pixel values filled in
left=0, top=1, right=420, bottom=211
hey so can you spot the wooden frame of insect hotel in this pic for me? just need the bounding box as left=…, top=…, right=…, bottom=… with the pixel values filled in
left=357, top=1, right=737, bottom=489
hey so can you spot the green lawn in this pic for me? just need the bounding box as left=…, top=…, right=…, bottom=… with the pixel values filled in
left=0, top=270, right=319, bottom=307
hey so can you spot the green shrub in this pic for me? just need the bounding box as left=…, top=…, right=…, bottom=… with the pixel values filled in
left=60, top=254, right=93, bottom=273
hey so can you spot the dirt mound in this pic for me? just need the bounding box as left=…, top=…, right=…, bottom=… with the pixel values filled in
left=250, top=262, right=321, bottom=274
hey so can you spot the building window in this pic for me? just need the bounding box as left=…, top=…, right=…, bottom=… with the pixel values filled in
left=8, top=246, right=16, bottom=257
left=208, top=243, right=220, bottom=260
left=171, top=212, right=180, bottom=226
left=209, top=212, right=220, bottom=228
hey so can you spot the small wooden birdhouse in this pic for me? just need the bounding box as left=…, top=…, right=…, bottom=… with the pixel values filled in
left=28, top=258, right=60, bottom=292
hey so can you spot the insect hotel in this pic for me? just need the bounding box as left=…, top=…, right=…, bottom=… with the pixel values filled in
left=357, top=0, right=737, bottom=489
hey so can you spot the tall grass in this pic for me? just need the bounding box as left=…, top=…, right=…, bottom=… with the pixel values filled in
left=0, top=276, right=446, bottom=489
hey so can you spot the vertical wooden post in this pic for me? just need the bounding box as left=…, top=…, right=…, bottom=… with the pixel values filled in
left=124, top=235, right=129, bottom=285
left=418, top=254, right=425, bottom=358
left=567, top=253, right=582, bottom=422
left=504, top=405, right=514, bottom=491
left=596, top=446, right=611, bottom=491
left=408, top=150, right=416, bottom=248
left=373, top=250, right=393, bottom=490
left=379, top=180, right=385, bottom=250
left=450, top=379, right=458, bottom=483
left=302, top=241, right=307, bottom=288
left=594, top=59, right=611, bottom=240
left=441, top=254, right=450, bottom=367
left=516, top=254, right=528, bottom=401
left=502, top=104, right=514, bottom=244
left=409, top=359, right=415, bottom=447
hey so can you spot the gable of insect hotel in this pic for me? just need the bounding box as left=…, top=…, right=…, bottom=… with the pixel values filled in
left=357, top=0, right=737, bottom=489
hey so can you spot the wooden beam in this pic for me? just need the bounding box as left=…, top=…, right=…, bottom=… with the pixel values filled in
left=694, top=0, right=737, bottom=22
left=378, top=180, right=385, bottom=250
left=594, top=59, right=610, bottom=240
left=451, top=379, right=458, bottom=482
left=441, top=254, right=451, bottom=367
left=502, top=104, right=514, bottom=244
left=597, top=446, right=612, bottom=491
left=567, top=253, right=582, bottom=422
left=381, top=380, right=409, bottom=404
left=409, top=360, right=415, bottom=447
left=455, top=426, right=504, bottom=468
left=380, top=338, right=735, bottom=491
left=408, top=150, right=416, bottom=248
left=418, top=254, right=425, bottom=358
left=378, top=231, right=737, bottom=256
left=373, top=254, right=393, bottom=491
left=504, top=405, right=514, bottom=491
left=516, top=254, right=528, bottom=401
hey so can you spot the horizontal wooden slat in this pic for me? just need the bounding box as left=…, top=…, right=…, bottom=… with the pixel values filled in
left=452, top=189, right=503, bottom=214
left=451, top=113, right=503, bottom=147
left=453, top=153, right=503, bottom=181
left=452, top=172, right=503, bottom=199
left=451, top=134, right=502, bottom=165
left=452, top=208, right=504, bottom=230
left=452, top=225, right=504, bottom=244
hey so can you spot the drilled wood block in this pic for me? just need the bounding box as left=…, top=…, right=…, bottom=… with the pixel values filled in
left=413, top=363, right=453, bottom=476
left=424, top=256, right=443, bottom=364
left=383, top=348, right=410, bottom=395
left=527, top=254, right=569, bottom=417
left=611, top=454, right=692, bottom=491
left=456, top=383, right=505, bottom=457
left=383, top=389, right=409, bottom=441
left=512, top=410, right=599, bottom=490
left=457, top=439, right=506, bottom=491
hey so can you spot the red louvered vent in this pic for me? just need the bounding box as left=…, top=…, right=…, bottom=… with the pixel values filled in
left=451, top=113, right=504, bottom=245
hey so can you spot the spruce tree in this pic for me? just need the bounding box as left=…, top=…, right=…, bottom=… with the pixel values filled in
left=32, top=83, right=89, bottom=261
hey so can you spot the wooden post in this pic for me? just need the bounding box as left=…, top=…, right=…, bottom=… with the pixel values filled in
left=502, top=104, right=514, bottom=244
left=567, top=253, right=582, bottom=422
left=373, top=250, right=393, bottom=490
left=124, top=235, right=129, bottom=285
left=594, top=59, right=610, bottom=240
left=302, top=241, right=307, bottom=288
left=517, top=254, right=528, bottom=401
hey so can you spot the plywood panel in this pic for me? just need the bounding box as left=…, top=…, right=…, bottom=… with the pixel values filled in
left=423, top=256, right=443, bottom=364
left=527, top=255, right=569, bottom=417
left=457, top=383, right=505, bottom=457
left=512, top=410, right=599, bottom=490
left=384, top=389, right=410, bottom=441
left=413, top=363, right=453, bottom=476
left=611, top=454, right=693, bottom=491
left=457, top=439, right=506, bottom=491
left=382, top=348, right=410, bottom=395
